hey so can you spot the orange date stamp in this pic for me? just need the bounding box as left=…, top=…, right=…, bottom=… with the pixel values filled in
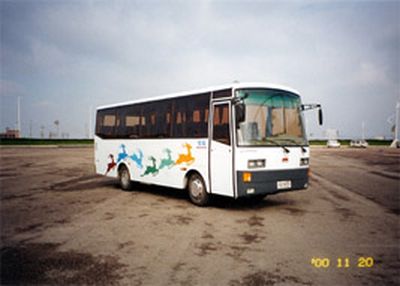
left=311, top=257, right=374, bottom=268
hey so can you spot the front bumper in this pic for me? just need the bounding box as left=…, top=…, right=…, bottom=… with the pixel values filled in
left=236, top=168, right=309, bottom=197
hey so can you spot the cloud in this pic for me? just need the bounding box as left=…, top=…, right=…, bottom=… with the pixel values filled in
left=0, top=1, right=399, bottom=138
left=33, top=100, right=54, bottom=108
left=0, top=79, right=25, bottom=96
left=353, top=62, right=390, bottom=87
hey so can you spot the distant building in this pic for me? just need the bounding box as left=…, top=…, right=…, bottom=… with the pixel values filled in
left=325, top=129, right=339, bottom=140
left=0, top=128, right=20, bottom=139
left=373, top=136, right=385, bottom=140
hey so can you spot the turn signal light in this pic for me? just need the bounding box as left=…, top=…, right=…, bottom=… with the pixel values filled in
left=243, top=172, right=252, bottom=183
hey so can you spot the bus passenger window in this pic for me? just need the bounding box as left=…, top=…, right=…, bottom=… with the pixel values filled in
left=193, top=110, right=201, bottom=123
left=213, top=104, right=230, bottom=145
left=103, top=115, right=115, bottom=126
left=95, top=109, right=117, bottom=138
left=126, top=116, right=140, bottom=127
left=204, top=109, right=209, bottom=123
left=150, top=113, right=156, bottom=125
left=221, top=106, right=229, bottom=124
left=213, top=108, right=220, bottom=125
left=176, top=112, right=183, bottom=124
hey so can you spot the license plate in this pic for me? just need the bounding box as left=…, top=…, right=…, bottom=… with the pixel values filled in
left=277, top=180, right=292, bottom=190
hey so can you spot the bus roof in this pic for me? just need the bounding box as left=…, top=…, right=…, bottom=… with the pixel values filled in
left=96, top=82, right=300, bottom=110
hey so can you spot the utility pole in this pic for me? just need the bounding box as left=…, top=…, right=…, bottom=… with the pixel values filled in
left=390, top=102, right=400, bottom=148
left=29, top=120, right=32, bottom=138
left=40, top=125, right=45, bottom=138
left=361, top=121, right=365, bottom=141
left=89, top=105, right=92, bottom=139
left=16, top=96, right=21, bottom=137
left=54, top=120, right=60, bottom=138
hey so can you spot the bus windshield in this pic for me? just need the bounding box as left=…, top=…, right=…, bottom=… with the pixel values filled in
left=236, top=89, right=307, bottom=146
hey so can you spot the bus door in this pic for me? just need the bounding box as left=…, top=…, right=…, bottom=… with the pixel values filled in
left=210, top=101, right=234, bottom=197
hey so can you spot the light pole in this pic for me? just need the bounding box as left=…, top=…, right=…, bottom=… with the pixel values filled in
left=390, top=102, right=400, bottom=148
left=54, top=120, right=60, bottom=138
left=16, top=96, right=21, bottom=136
left=40, top=125, right=45, bottom=139
left=361, top=121, right=365, bottom=141
left=89, top=105, right=92, bottom=139
left=1, top=95, right=22, bottom=136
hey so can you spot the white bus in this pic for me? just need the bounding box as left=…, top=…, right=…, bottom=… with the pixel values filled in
left=95, top=82, right=322, bottom=206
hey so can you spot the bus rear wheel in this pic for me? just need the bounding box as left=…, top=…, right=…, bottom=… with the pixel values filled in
left=119, top=165, right=132, bottom=191
left=188, top=173, right=209, bottom=206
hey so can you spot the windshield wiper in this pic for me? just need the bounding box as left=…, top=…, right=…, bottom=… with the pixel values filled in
left=262, top=138, right=290, bottom=153
left=280, top=138, right=307, bottom=152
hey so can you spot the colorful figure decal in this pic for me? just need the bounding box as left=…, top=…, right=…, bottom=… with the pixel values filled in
left=117, top=144, right=129, bottom=163
left=175, top=143, right=195, bottom=166
left=159, top=148, right=174, bottom=169
left=105, top=154, right=117, bottom=175
left=141, top=156, right=159, bottom=177
left=130, top=149, right=144, bottom=169
left=106, top=142, right=196, bottom=177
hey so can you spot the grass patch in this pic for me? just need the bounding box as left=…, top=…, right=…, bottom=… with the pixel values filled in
left=309, top=139, right=391, bottom=146
left=309, top=140, right=327, bottom=146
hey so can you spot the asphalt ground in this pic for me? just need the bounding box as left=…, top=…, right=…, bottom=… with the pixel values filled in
left=0, top=146, right=399, bottom=285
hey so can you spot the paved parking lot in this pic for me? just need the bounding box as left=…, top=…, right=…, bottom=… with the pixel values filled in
left=0, top=146, right=399, bottom=285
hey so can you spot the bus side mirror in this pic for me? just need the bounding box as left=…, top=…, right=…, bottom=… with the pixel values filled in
left=235, top=103, right=246, bottom=126
left=318, top=108, right=323, bottom=125
left=301, top=103, right=323, bottom=125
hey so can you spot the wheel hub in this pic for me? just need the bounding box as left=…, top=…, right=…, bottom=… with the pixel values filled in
left=121, top=171, right=129, bottom=186
left=191, top=179, right=203, bottom=198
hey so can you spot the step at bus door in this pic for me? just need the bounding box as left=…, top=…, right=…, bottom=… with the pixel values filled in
left=210, top=101, right=234, bottom=197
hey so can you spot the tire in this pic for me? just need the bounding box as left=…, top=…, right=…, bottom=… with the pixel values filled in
left=188, top=173, right=210, bottom=206
left=119, top=165, right=132, bottom=191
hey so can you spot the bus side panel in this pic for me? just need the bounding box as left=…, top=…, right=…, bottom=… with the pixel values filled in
left=95, top=136, right=119, bottom=178
left=95, top=136, right=209, bottom=191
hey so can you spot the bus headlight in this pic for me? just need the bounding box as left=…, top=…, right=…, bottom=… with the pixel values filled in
left=300, top=158, right=309, bottom=166
left=248, top=159, right=266, bottom=169
left=246, top=188, right=255, bottom=194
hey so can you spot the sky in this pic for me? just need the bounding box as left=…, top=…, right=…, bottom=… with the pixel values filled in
left=1, top=0, right=399, bottom=139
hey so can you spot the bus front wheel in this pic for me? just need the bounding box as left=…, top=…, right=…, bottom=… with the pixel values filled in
left=118, top=165, right=132, bottom=191
left=188, top=173, right=210, bottom=206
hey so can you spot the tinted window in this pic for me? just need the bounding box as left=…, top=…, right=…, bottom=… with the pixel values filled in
left=125, top=104, right=142, bottom=138
left=115, top=106, right=127, bottom=138
left=158, top=99, right=173, bottom=138
left=140, top=99, right=173, bottom=138
left=96, top=92, right=211, bottom=139
left=172, top=93, right=210, bottom=138
left=189, top=93, right=210, bottom=138
left=96, top=108, right=116, bottom=138
left=212, top=103, right=231, bottom=145
left=141, top=103, right=154, bottom=138
left=212, top=89, right=232, bottom=99
left=172, top=98, right=187, bottom=138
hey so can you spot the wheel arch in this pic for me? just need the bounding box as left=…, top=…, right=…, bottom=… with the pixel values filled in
left=184, top=169, right=209, bottom=193
left=117, top=162, right=130, bottom=176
